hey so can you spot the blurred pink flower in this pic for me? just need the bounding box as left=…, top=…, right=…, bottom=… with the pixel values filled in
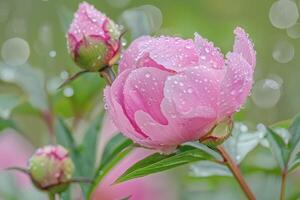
left=104, top=27, right=256, bottom=151
left=67, top=2, right=122, bottom=71
left=0, top=132, right=33, bottom=186
left=92, top=115, right=177, bottom=200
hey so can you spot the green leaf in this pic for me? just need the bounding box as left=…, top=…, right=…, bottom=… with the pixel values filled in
left=270, top=119, right=291, bottom=129
left=100, top=133, right=133, bottom=168
left=190, top=161, right=231, bottom=177
left=288, top=115, right=300, bottom=152
left=288, top=152, right=300, bottom=172
left=78, top=114, right=104, bottom=197
left=55, top=118, right=78, bottom=154
left=184, top=142, right=221, bottom=160
left=266, top=127, right=289, bottom=170
left=0, top=118, right=18, bottom=132
left=87, top=145, right=133, bottom=199
left=80, top=113, right=104, bottom=178
left=115, top=146, right=214, bottom=183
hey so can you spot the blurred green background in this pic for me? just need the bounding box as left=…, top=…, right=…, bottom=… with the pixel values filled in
left=1, top=0, right=300, bottom=199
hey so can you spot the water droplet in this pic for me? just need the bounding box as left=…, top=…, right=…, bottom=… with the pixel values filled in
left=187, top=88, right=193, bottom=94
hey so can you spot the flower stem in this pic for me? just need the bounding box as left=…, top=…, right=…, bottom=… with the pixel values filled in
left=48, top=193, right=55, bottom=200
left=217, top=146, right=256, bottom=200
left=99, top=67, right=116, bottom=85
left=280, top=171, right=287, bottom=200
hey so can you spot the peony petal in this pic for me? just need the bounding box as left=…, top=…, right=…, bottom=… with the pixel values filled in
left=233, top=27, right=256, bottom=68
left=134, top=98, right=217, bottom=146
left=119, top=36, right=164, bottom=73
left=119, top=36, right=199, bottom=73
left=194, top=33, right=225, bottom=69
left=135, top=110, right=181, bottom=145
left=104, top=70, right=146, bottom=140
left=218, top=52, right=253, bottom=119
left=133, top=66, right=222, bottom=145
left=164, top=66, right=223, bottom=117
left=123, top=67, right=171, bottom=127
left=68, top=2, right=108, bottom=42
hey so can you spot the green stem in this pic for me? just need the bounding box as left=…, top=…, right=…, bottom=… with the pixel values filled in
left=48, top=193, right=55, bottom=200
left=99, top=67, right=116, bottom=85
left=280, top=171, right=287, bottom=200
left=217, top=146, right=256, bottom=200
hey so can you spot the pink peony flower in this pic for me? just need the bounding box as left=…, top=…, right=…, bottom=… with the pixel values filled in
left=104, top=27, right=256, bottom=152
left=67, top=2, right=123, bottom=71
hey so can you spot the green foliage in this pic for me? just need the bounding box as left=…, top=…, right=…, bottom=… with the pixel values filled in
left=0, top=118, right=18, bottom=132
left=87, top=134, right=133, bottom=199
left=266, top=115, right=300, bottom=172
left=115, top=145, right=216, bottom=184
left=55, top=114, right=104, bottom=198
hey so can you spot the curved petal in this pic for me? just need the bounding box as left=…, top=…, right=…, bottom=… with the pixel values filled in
left=123, top=67, right=171, bottom=127
left=218, top=52, right=253, bottom=119
left=194, top=33, right=225, bottom=69
left=119, top=36, right=199, bottom=73
left=233, top=27, right=256, bottom=69
left=104, top=70, right=146, bottom=140
left=133, top=66, right=222, bottom=146
left=164, top=66, right=223, bottom=117
left=68, top=2, right=107, bottom=42
left=134, top=99, right=217, bottom=146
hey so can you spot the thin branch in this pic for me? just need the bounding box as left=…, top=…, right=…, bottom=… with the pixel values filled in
left=5, top=167, right=29, bottom=175
left=58, top=70, right=90, bottom=89
left=217, top=146, right=256, bottom=200
left=280, top=171, right=287, bottom=200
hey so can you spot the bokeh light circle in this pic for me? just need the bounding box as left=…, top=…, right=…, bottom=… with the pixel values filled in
left=251, top=79, right=282, bottom=108
left=1, top=37, right=30, bottom=66
left=272, top=41, right=294, bottom=63
left=287, top=23, right=300, bottom=39
left=269, top=0, right=299, bottom=29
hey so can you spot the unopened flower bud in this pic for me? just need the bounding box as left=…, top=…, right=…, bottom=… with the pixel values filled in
left=67, top=2, right=123, bottom=71
left=28, top=145, right=74, bottom=193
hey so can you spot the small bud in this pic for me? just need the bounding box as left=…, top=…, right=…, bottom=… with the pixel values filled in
left=67, top=2, right=123, bottom=71
left=28, top=145, right=74, bottom=193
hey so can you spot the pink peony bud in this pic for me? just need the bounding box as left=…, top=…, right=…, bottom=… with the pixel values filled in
left=28, top=145, right=74, bottom=193
left=104, top=27, right=256, bottom=152
left=67, top=2, right=123, bottom=71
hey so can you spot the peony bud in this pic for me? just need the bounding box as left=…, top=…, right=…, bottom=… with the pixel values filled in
left=28, top=145, right=74, bottom=193
left=67, top=2, right=123, bottom=71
